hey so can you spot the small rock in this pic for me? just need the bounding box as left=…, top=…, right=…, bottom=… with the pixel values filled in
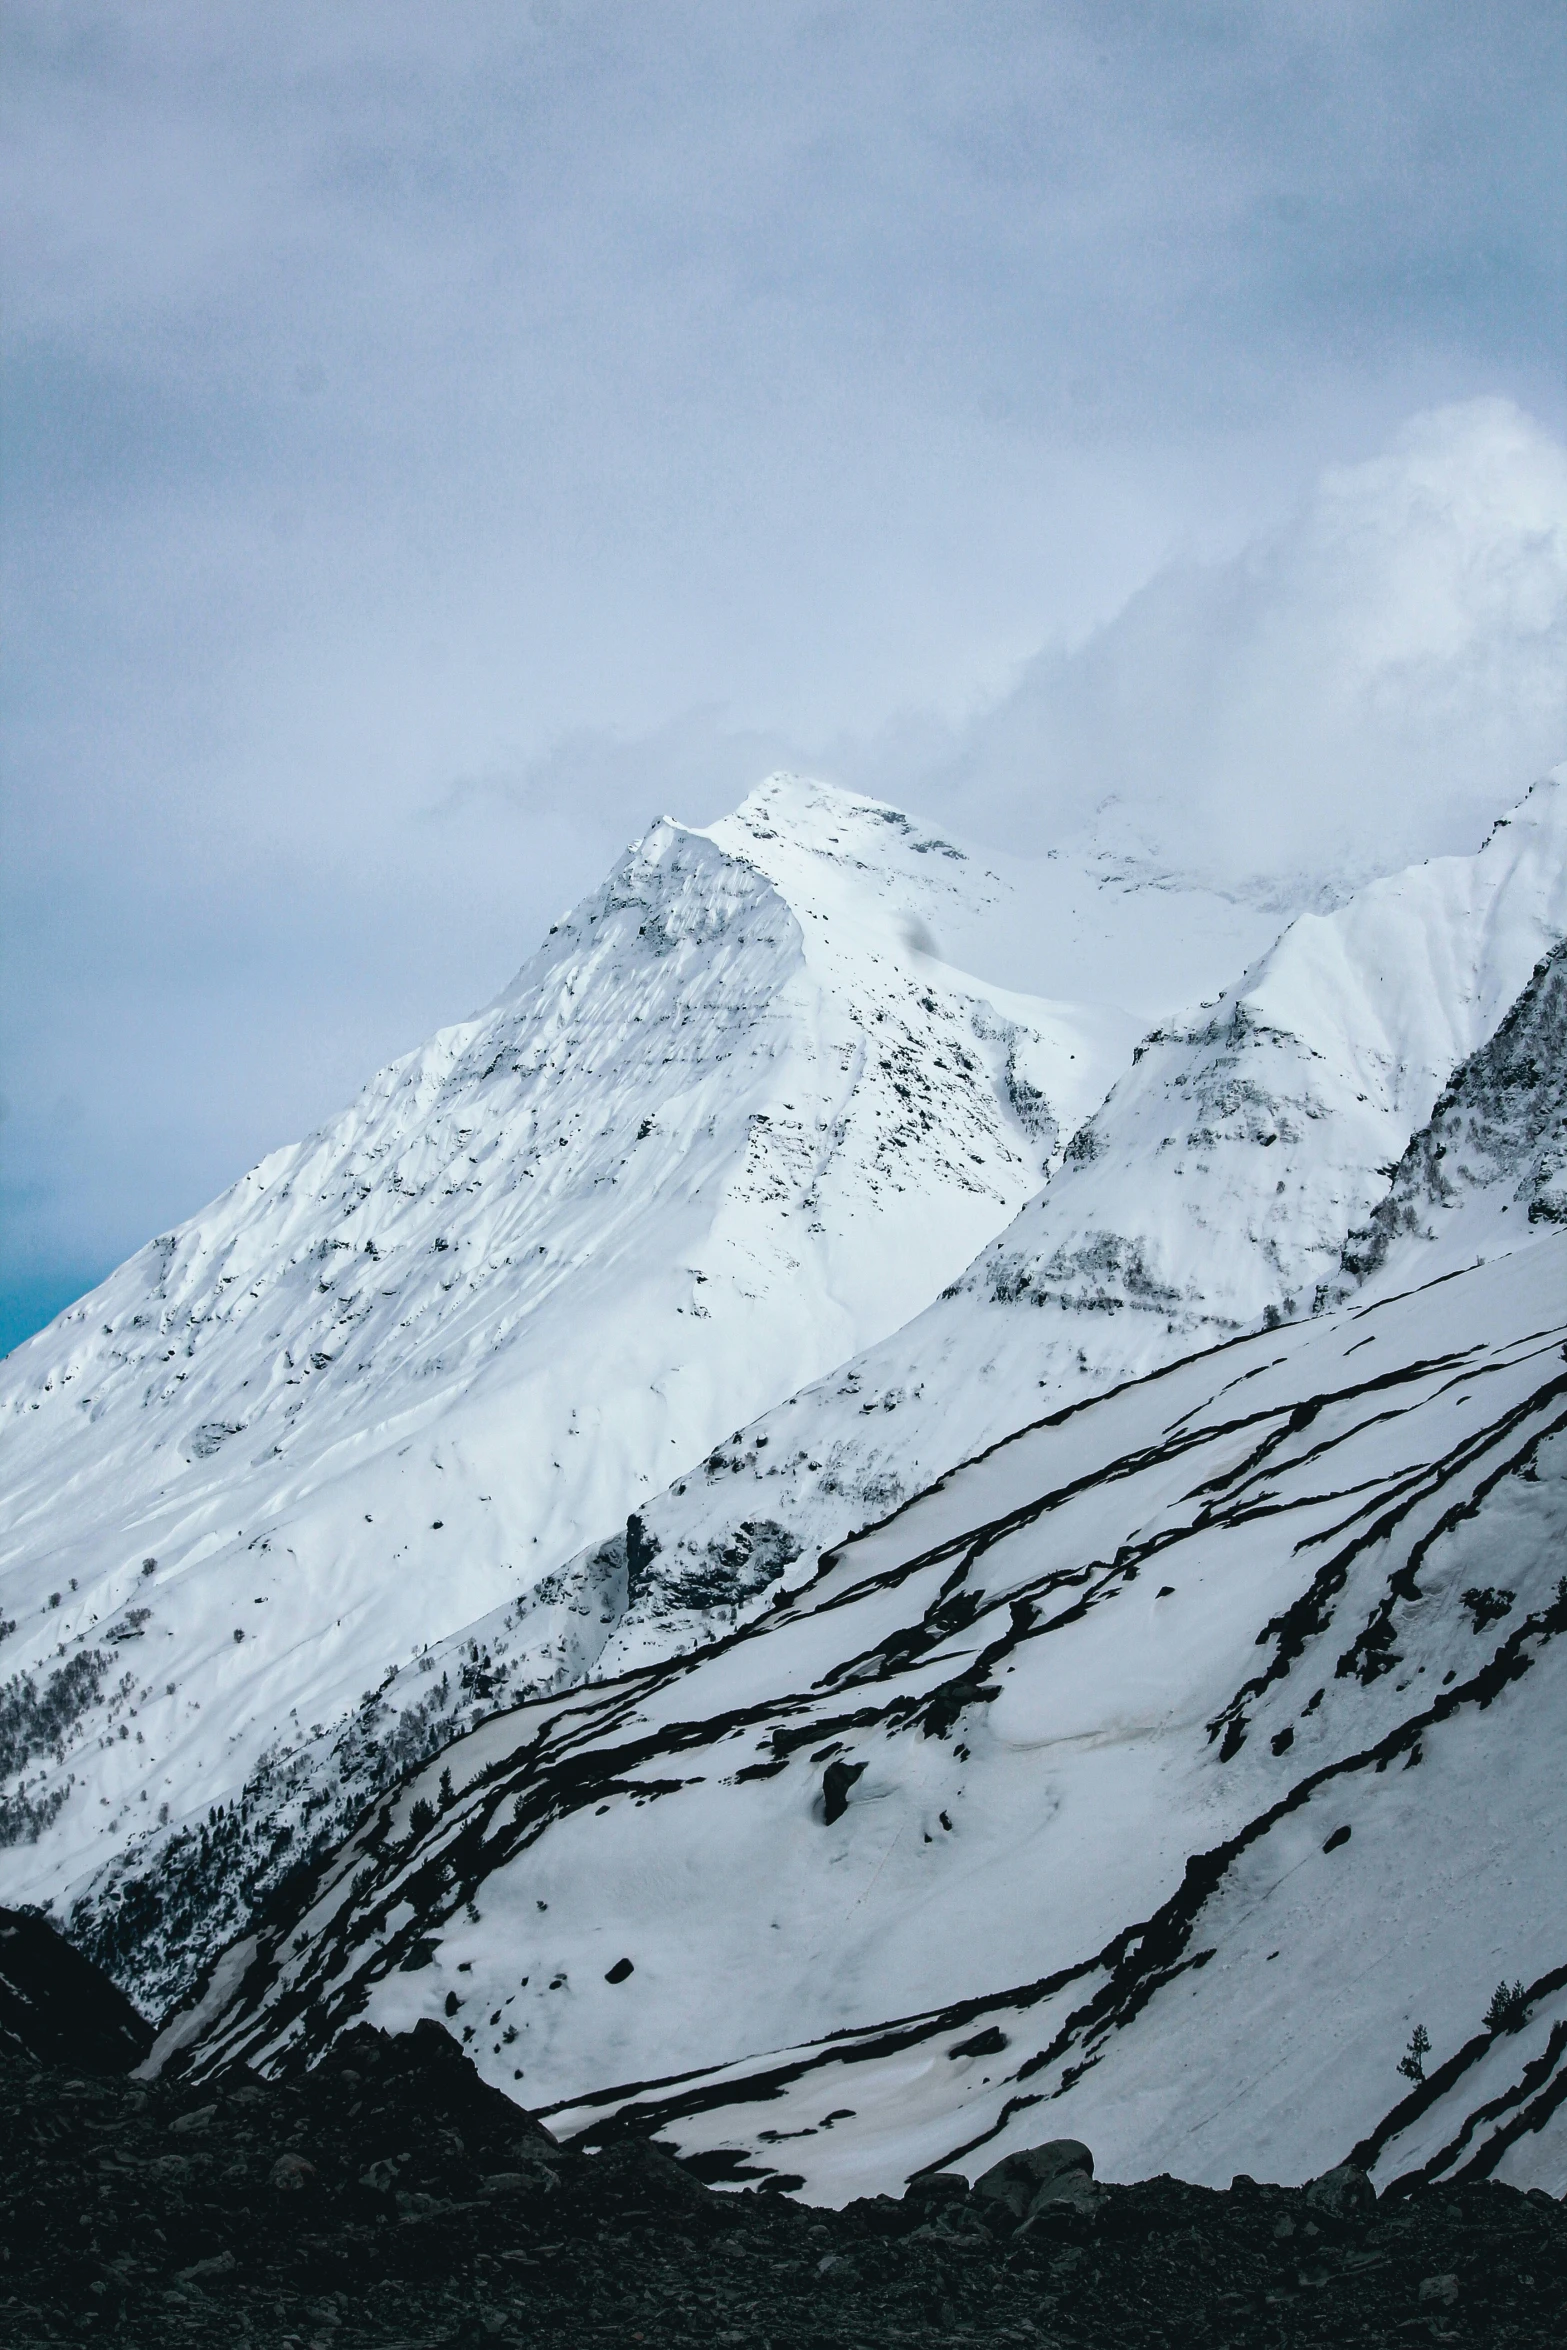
left=169, top=2103, right=217, bottom=2136
left=905, top=2170, right=970, bottom=2206
left=269, top=2151, right=318, bottom=2192
left=175, top=2249, right=235, bottom=2284
left=1419, top=2273, right=1460, bottom=2306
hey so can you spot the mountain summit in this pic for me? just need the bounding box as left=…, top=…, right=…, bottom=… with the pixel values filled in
left=2, top=776, right=1244, bottom=1945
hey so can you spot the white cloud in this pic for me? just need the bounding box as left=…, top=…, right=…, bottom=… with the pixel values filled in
left=910, top=399, right=1567, bottom=893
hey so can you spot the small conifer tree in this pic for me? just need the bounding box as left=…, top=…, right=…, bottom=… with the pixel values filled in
left=1398, top=2023, right=1430, bottom=2083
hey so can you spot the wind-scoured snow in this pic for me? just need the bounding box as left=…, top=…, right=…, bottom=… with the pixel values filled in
left=1, top=777, right=1262, bottom=1961
left=152, top=1191, right=1567, bottom=2200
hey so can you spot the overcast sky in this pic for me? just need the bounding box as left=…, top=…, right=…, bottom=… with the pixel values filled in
left=3, top=1, right=1565, bottom=1351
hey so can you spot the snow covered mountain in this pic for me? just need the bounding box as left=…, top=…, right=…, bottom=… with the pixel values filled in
left=1, top=776, right=1273, bottom=1965
left=548, top=772, right=1567, bottom=1679
left=153, top=991, right=1567, bottom=2198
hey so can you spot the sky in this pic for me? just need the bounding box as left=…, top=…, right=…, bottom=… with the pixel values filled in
left=3, top=0, right=1565, bottom=1353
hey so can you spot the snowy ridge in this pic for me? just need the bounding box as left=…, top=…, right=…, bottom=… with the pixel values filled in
left=1326, top=935, right=1567, bottom=1295
left=0, top=777, right=1198, bottom=1961
left=554, top=775, right=1567, bottom=1679
left=153, top=1217, right=1567, bottom=2199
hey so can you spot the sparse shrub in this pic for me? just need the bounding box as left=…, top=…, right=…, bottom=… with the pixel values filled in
left=1485, top=1979, right=1530, bottom=2034
left=0, top=1649, right=111, bottom=1802
left=1398, top=2023, right=1430, bottom=2084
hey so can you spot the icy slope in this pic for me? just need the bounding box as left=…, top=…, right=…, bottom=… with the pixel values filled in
left=158, top=1216, right=1567, bottom=2200
left=563, top=774, right=1567, bottom=1672
left=1, top=776, right=1242, bottom=1948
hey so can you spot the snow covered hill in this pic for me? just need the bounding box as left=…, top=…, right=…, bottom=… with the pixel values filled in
left=1, top=776, right=1270, bottom=1968
left=154, top=1167, right=1567, bottom=2198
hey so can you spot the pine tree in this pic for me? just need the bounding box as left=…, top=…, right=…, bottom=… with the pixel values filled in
left=1397, top=2023, right=1430, bottom=2083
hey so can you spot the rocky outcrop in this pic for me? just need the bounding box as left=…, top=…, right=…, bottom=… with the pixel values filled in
left=1329, top=937, right=1567, bottom=1298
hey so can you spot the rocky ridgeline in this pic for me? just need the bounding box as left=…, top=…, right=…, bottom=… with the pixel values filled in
left=1, top=2003, right=1562, bottom=2347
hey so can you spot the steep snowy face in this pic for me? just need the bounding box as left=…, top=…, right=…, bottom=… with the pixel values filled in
left=159, top=1225, right=1567, bottom=2201
left=555, top=776, right=1567, bottom=1669
left=971, top=770, right=1567, bottom=1332
left=0, top=779, right=1147, bottom=1934
left=1327, top=936, right=1567, bottom=1294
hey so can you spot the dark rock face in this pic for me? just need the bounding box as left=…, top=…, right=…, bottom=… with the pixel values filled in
left=2, top=2032, right=1565, bottom=2348
left=1332, top=936, right=1567, bottom=1292
left=0, top=1904, right=152, bottom=2072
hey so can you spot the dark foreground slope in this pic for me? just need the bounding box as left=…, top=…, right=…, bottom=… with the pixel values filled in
left=2, top=2020, right=1563, bottom=2350
left=0, top=1903, right=152, bottom=2072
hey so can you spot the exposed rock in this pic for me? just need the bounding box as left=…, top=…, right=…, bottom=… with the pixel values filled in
left=1305, top=2162, right=1377, bottom=2221
left=1, top=2021, right=1563, bottom=2347
left=975, top=2136, right=1095, bottom=2223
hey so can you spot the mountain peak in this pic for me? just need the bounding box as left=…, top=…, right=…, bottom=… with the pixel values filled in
left=0, top=777, right=1135, bottom=1964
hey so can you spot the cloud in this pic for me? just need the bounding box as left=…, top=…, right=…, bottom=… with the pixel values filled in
left=4, top=6, right=1565, bottom=1338
left=875, top=399, right=1567, bottom=893
left=419, top=396, right=1567, bottom=910
left=424, top=708, right=806, bottom=863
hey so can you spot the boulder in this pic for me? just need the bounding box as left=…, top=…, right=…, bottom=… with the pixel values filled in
left=905, top=2171, right=971, bottom=2206
left=975, top=2138, right=1095, bottom=2223
left=1305, top=2163, right=1376, bottom=2221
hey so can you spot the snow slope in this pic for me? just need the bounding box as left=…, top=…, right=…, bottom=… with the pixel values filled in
left=1326, top=935, right=1567, bottom=1294
left=156, top=1196, right=1567, bottom=2197
left=1, top=776, right=1263, bottom=1960
left=558, top=774, right=1567, bottom=1676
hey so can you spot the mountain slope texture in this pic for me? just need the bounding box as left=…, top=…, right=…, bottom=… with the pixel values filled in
left=550, top=773, right=1567, bottom=1682
left=155, top=984, right=1567, bottom=2197
left=1, top=778, right=1272, bottom=1971
left=152, top=925, right=1567, bottom=2190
